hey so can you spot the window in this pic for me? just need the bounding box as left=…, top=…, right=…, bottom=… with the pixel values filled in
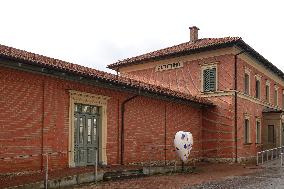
left=274, top=85, right=278, bottom=106
left=268, top=125, right=275, bottom=143
left=265, top=81, right=270, bottom=102
left=256, top=120, right=261, bottom=143
left=255, top=79, right=260, bottom=99
left=203, top=67, right=216, bottom=92
left=244, top=118, right=250, bottom=143
left=244, top=73, right=250, bottom=95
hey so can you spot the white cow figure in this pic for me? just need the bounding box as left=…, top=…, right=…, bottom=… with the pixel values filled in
left=174, top=131, right=193, bottom=162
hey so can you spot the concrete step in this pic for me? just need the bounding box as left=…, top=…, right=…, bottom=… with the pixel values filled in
left=103, top=169, right=144, bottom=181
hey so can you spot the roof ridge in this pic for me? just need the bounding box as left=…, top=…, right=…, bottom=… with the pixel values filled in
left=108, top=36, right=242, bottom=69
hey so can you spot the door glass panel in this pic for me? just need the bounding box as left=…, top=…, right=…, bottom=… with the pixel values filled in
left=93, top=118, right=97, bottom=140
left=74, top=149, right=78, bottom=163
left=82, top=105, right=91, bottom=113
left=74, top=117, right=78, bottom=144
left=91, top=106, right=98, bottom=114
left=79, top=117, right=84, bottom=144
left=76, top=104, right=82, bottom=112
left=87, top=118, right=91, bottom=143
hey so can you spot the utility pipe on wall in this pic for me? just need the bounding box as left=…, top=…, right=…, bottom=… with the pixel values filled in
left=234, top=50, right=245, bottom=163
left=121, top=95, right=139, bottom=165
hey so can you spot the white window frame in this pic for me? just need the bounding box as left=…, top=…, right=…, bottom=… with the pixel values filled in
left=256, top=118, right=261, bottom=144
left=201, top=64, right=218, bottom=93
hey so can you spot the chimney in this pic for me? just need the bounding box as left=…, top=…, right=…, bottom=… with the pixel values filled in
left=189, top=26, right=199, bottom=42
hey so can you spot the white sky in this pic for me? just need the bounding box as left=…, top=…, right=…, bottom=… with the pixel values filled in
left=0, top=0, right=283, bottom=73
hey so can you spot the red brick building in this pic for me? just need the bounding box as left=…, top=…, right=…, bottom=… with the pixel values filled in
left=1, top=26, right=284, bottom=174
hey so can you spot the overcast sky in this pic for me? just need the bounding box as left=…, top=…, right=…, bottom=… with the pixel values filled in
left=0, top=0, right=283, bottom=73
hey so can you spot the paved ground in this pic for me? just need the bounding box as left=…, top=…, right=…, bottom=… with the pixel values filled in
left=189, top=167, right=284, bottom=189
left=73, top=162, right=260, bottom=189
left=189, top=159, right=284, bottom=189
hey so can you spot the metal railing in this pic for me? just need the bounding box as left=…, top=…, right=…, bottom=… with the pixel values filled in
left=0, top=148, right=104, bottom=189
left=256, top=146, right=284, bottom=166
left=42, top=148, right=102, bottom=188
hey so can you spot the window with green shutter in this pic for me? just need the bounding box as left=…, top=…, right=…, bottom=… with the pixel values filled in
left=203, top=67, right=216, bottom=92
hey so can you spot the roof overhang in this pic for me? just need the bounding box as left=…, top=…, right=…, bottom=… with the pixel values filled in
left=0, top=56, right=214, bottom=108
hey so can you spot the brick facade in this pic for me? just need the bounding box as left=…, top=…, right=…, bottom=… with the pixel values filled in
left=2, top=35, right=284, bottom=175
left=0, top=65, right=203, bottom=174
left=119, top=50, right=284, bottom=162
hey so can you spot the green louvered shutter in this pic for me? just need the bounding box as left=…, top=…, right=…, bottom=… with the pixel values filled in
left=203, top=68, right=216, bottom=92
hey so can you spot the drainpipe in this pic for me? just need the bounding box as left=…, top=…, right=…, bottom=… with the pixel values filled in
left=164, top=104, right=167, bottom=165
left=41, top=76, right=46, bottom=170
left=234, top=50, right=245, bottom=163
left=121, top=95, right=139, bottom=165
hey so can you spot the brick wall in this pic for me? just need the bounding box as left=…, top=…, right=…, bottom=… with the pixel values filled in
left=123, top=97, right=203, bottom=164
left=121, top=54, right=237, bottom=160
left=122, top=54, right=235, bottom=95
left=0, top=65, right=203, bottom=174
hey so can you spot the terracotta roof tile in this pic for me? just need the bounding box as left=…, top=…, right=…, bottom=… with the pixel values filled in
left=0, top=44, right=212, bottom=106
left=108, top=37, right=241, bottom=69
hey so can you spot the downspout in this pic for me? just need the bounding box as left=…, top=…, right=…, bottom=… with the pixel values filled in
left=234, top=50, right=245, bottom=163
left=164, top=104, right=167, bottom=165
left=121, top=94, right=139, bottom=165
left=41, top=76, right=45, bottom=170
